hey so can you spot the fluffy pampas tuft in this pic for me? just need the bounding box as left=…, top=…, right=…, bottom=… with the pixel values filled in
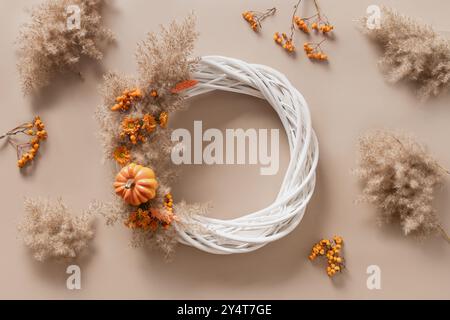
left=355, top=130, right=450, bottom=241
left=19, top=197, right=96, bottom=262
left=16, top=0, right=114, bottom=95
left=360, top=6, right=450, bottom=100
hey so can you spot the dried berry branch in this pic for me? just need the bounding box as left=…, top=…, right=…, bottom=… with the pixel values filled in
left=309, top=236, right=345, bottom=277
left=242, top=7, right=276, bottom=32
left=274, top=0, right=333, bottom=58
left=355, top=130, right=449, bottom=240
left=17, top=0, right=114, bottom=94
left=0, top=116, right=47, bottom=168
left=360, top=6, right=450, bottom=100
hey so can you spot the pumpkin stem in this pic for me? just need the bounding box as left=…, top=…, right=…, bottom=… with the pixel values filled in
left=125, top=179, right=135, bottom=189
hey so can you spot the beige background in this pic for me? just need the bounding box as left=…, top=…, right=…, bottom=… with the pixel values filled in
left=1, top=0, right=450, bottom=299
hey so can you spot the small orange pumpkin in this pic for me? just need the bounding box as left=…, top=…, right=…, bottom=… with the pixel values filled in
left=114, top=163, right=158, bottom=206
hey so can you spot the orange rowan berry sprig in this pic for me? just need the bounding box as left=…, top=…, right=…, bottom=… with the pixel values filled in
left=242, top=7, right=276, bottom=32
left=119, top=111, right=169, bottom=145
left=303, top=39, right=328, bottom=61
left=125, top=208, right=158, bottom=231
left=159, top=111, right=169, bottom=128
left=111, top=88, right=142, bottom=112
left=274, top=0, right=302, bottom=53
left=274, top=32, right=295, bottom=53
left=0, top=116, right=47, bottom=169
left=309, top=236, right=345, bottom=277
left=150, top=89, right=159, bottom=98
left=295, top=0, right=334, bottom=35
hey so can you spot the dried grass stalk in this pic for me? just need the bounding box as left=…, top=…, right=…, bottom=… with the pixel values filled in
left=355, top=130, right=450, bottom=240
left=17, top=0, right=114, bottom=94
left=360, top=6, right=450, bottom=100
left=19, top=198, right=96, bottom=262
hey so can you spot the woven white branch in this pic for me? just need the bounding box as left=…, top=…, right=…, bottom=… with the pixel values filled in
left=174, top=56, right=319, bottom=254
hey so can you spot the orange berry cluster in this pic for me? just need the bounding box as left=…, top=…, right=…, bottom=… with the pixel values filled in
left=111, top=88, right=142, bottom=112
left=164, top=193, right=174, bottom=213
left=303, top=42, right=328, bottom=61
left=242, top=11, right=259, bottom=31
left=171, top=79, right=199, bottom=94
left=274, top=32, right=295, bottom=53
left=315, top=22, right=334, bottom=33
left=150, top=89, right=158, bottom=98
left=294, top=16, right=310, bottom=33
left=309, top=236, right=344, bottom=277
left=17, top=117, right=47, bottom=168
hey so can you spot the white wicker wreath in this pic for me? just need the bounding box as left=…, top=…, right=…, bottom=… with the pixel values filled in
left=174, top=56, right=319, bottom=254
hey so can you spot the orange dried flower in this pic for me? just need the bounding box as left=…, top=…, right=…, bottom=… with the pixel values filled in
left=113, top=146, right=131, bottom=166
left=142, top=114, right=157, bottom=133
left=159, top=111, right=169, bottom=128
left=150, top=89, right=158, bottom=98
left=121, top=117, right=140, bottom=134
left=120, top=117, right=145, bottom=144
left=171, top=79, right=198, bottom=93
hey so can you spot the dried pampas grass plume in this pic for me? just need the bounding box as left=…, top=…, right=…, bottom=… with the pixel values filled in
left=355, top=130, right=450, bottom=241
left=19, top=197, right=96, bottom=262
left=17, top=0, right=114, bottom=95
left=360, top=6, right=450, bottom=100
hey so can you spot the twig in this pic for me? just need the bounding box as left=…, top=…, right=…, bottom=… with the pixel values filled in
left=290, top=0, right=303, bottom=39
left=438, top=224, right=450, bottom=244
left=256, top=7, right=277, bottom=29
left=313, top=0, right=321, bottom=19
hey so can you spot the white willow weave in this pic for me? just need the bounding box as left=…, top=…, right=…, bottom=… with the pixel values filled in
left=174, top=56, right=319, bottom=254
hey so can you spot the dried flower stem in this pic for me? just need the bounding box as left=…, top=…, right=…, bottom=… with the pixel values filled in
left=438, top=225, right=450, bottom=244
left=313, top=0, right=321, bottom=19
left=0, top=117, right=47, bottom=168
left=0, top=124, right=29, bottom=140
left=290, top=0, right=303, bottom=39
left=254, top=8, right=277, bottom=28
